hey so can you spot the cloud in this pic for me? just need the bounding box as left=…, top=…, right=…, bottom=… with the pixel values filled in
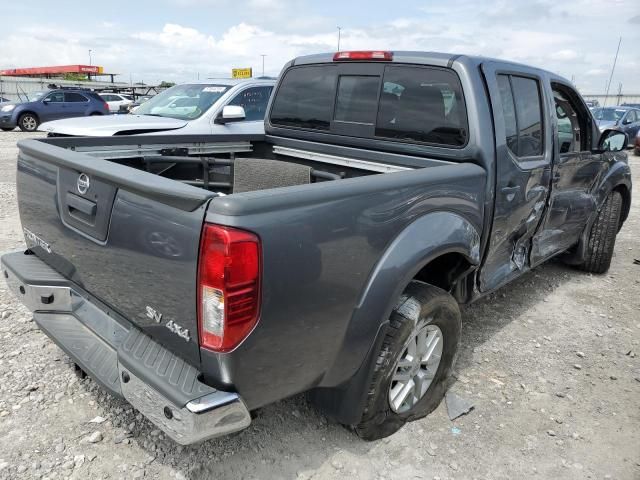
left=0, top=0, right=638, bottom=93
left=550, top=49, right=579, bottom=61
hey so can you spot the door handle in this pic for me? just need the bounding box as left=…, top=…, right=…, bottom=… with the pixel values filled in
left=501, top=186, right=520, bottom=201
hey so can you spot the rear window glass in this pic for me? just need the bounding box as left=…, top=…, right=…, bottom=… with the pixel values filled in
left=270, top=66, right=336, bottom=130
left=375, top=66, right=467, bottom=146
left=334, top=75, right=379, bottom=124
left=270, top=64, right=468, bottom=147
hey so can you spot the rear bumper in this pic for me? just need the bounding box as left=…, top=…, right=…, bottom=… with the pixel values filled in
left=1, top=251, right=251, bottom=445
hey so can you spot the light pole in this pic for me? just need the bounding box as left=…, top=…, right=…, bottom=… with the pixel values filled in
left=261, top=54, right=266, bottom=76
left=337, top=26, right=341, bottom=51
left=88, top=49, right=92, bottom=66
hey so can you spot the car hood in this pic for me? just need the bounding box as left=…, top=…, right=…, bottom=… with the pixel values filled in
left=38, top=114, right=189, bottom=136
left=596, top=119, right=618, bottom=130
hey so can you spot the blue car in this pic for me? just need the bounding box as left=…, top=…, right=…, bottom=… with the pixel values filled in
left=0, top=88, right=109, bottom=132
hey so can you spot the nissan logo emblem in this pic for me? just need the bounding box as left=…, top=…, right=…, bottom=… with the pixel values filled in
left=77, top=173, right=90, bottom=194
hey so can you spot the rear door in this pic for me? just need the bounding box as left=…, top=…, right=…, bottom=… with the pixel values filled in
left=64, top=92, right=90, bottom=117
left=478, top=62, right=552, bottom=292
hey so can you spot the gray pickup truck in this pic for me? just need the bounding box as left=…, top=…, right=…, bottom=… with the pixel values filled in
left=2, top=51, right=631, bottom=445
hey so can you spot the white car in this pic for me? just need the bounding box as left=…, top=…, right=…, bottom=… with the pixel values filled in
left=99, top=93, right=134, bottom=113
left=40, top=79, right=276, bottom=136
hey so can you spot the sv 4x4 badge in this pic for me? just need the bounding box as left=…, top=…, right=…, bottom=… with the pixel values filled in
left=146, top=306, right=191, bottom=342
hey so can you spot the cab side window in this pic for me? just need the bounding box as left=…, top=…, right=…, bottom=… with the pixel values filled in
left=228, top=86, right=273, bottom=121
left=496, top=74, right=543, bottom=157
left=551, top=84, right=589, bottom=154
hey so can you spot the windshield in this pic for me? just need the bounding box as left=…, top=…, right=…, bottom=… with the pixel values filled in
left=134, top=84, right=230, bottom=119
left=592, top=108, right=626, bottom=122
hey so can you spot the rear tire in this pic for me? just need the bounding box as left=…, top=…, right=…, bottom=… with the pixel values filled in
left=18, top=113, right=39, bottom=132
left=575, top=191, right=622, bottom=274
left=354, top=282, right=461, bottom=441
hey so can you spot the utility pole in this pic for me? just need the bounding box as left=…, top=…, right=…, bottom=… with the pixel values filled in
left=617, top=82, right=623, bottom=105
left=337, top=26, right=342, bottom=51
left=603, top=36, right=621, bottom=107
left=261, top=54, right=266, bottom=76
left=88, top=49, right=92, bottom=66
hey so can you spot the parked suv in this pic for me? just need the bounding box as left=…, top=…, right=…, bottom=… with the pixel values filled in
left=0, top=88, right=109, bottom=132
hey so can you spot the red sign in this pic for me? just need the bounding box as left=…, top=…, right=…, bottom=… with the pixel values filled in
left=0, top=65, right=103, bottom=76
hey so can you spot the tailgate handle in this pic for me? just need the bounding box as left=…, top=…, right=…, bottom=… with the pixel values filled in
left=66, top=192, right=97, bottom=219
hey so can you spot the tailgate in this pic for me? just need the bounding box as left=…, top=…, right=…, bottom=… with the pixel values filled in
left=16, top=138, right=215, bottom=364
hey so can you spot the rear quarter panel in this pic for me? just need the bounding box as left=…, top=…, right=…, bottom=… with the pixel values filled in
left=202, top=162, right=486, bottom=409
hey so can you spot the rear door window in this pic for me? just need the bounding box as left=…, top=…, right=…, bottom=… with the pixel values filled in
left=270, top=66, right=336, bottom=130
left=497, top=75, right=518, bottom=153
left=65, top=92, right=88, bottom=102
left=496, top=74, right=543, bottom=158
left=511, top=76, right=543, bottom=157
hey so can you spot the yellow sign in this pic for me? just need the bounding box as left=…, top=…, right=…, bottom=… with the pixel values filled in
left=232, top=68, right=253, bottom=79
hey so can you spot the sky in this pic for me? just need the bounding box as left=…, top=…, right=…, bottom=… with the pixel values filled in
left=0, top=0, right=638, bottom=93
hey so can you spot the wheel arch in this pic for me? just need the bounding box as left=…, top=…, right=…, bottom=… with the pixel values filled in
left=308, top=210, right=481, bottom=424
left=564, top=165, right=631, bottom=265
left=18, top=110, right=39, bottom=121
left=613, top=182, right=631, bottom=228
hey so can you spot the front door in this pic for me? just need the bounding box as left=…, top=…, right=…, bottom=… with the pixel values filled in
left=478, top=62, right=552, bottom=292
left=41, top=91, right=66, bottom=122
left=213, top=86, right=275, bottom=134
left=530, top=81, right=603, bottom=263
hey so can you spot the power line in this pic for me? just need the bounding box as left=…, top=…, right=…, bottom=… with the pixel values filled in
left=603, top=37, right=621, bottom=107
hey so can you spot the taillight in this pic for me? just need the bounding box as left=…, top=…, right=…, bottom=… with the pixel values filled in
left=103, top=102, right=109, bottom=111
left=197, top=224, right=261, bottom=352
left=333, top=51, right=393, bottom=61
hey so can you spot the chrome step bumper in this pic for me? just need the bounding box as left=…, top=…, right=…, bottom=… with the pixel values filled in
left=1, top=251, right=251, bottom=445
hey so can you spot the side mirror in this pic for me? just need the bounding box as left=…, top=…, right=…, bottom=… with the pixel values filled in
left=622, top=117, right=632, bottom=125
left=215, top=105, right=246, bottom=124
left=42, top=99, right=50, bottom=104
left=597, top=129, right=628, bottom=152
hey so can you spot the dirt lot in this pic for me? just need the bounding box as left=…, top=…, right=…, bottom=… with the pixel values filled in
left=0, top=130, right=638, bottom=480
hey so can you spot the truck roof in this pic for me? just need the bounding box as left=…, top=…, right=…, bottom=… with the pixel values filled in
left=290, top=51, right=570, bottom=84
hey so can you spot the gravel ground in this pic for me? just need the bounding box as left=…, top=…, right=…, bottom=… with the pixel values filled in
left=0, top=130, right=639, bottom=480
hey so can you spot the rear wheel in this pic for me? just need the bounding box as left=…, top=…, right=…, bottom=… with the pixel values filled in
left=575, top=191, right=622, bottom=274
left=18, top=113, right=39, bottom=132
left=354, top=281, right=461, bottom=441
